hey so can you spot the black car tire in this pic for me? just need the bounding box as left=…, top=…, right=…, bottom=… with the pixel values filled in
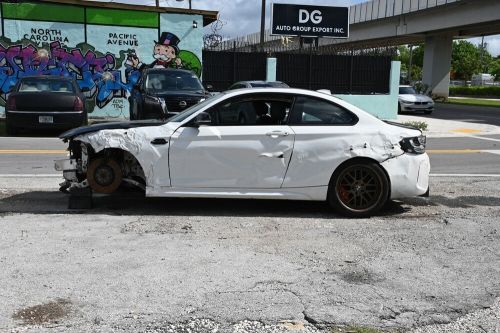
left=397, top=103, right=402, bottom=114
left=129, top=99, right=138, bottom=120
left=328, top=160, right=389, bottom=218
left=5, top=121, right=17, bottom=136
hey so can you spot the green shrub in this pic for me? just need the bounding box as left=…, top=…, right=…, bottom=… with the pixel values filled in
left=449, top=86, right=500, bottom=97
left=402, top=121, right=428, bottom=131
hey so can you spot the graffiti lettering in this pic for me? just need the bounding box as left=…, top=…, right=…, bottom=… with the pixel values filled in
left=0, top=39, right=140, bottom=108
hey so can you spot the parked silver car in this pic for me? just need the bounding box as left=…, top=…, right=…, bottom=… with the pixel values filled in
left=398, top=86, right=434, bottom=115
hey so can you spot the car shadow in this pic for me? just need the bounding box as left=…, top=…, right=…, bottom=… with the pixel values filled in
left=0, top=190, right=336, bottom=218
left=3, top=191, right=497, bottom=218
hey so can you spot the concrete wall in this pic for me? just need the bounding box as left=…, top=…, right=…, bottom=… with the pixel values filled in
left=334, top=61, right=400, bottom=120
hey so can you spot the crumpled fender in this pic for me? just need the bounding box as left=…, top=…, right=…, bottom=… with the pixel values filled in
left=74, top=123, right=178, bottom=187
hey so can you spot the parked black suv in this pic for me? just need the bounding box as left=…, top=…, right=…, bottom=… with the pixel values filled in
left=129, top=68, right=210, bottom=120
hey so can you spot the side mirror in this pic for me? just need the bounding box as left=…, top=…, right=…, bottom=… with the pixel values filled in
left=189, top=112, right=212, bottom=127
left=204, top=84, right=214, bottom=92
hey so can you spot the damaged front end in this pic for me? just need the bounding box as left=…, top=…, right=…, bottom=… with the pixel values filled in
left=55, top=139, right=146, bottom=194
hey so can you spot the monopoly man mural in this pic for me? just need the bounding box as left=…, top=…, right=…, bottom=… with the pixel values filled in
left=0, top=1, right=204, bottom=118
left=130, top=32, right=184, bottom=70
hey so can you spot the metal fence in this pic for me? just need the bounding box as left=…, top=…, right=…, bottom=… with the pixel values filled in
left=202, top=49, right=267, bottom=91
left=202, top=41, right=395, bottom=94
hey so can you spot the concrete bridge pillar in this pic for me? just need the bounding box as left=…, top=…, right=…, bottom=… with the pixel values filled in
left=422, top=34, right=453, bottom=99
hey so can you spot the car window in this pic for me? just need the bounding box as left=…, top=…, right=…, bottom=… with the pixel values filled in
left=19, top=79, right=74, bottom=93
left=145, top=71, right=203, bottom=92
left=288, top=96, right=358, bottom=125
left=204, top=95, right=293, bottom=126
left=228, top=83, right=244, bottom=90
left=399, top=87, right=417, bottom=94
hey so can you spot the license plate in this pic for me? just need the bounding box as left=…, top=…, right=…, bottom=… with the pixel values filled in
left=39, top=116, right=53, bottom=123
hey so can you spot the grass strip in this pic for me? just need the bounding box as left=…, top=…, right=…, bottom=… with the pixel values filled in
left=447, top=98, right=500, bottom=108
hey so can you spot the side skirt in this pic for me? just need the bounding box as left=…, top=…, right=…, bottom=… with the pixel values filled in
left=146, top=186, right=328, bottom=201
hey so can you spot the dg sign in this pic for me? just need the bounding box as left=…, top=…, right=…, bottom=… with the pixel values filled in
left=271, top=3, right=349, bottom=39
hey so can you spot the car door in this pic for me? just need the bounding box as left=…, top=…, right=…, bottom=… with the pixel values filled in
left=283, top=95, right=360, bottom=188
left=169, top=94, right=295, bottom=188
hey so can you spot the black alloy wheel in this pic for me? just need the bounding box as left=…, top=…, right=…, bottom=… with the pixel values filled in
left=328, top=161, right=389, bottom=217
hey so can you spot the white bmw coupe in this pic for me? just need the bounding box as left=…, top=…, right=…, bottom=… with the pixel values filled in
left=56, top=88, right=430, bottom=217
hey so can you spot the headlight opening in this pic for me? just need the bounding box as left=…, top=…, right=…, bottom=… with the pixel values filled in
left=400, top=135, right=426, bottom=154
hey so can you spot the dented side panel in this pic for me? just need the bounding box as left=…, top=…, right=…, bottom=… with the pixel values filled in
left=282, top=123, right=408, bottom=188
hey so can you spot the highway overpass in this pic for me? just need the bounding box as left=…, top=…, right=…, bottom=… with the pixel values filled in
left=237, top=0, right=500, bottom=98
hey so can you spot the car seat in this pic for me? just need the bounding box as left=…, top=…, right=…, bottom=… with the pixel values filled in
left=270, top=102, right=288, bottom=125
left=254, top=101, right=273, bottom=125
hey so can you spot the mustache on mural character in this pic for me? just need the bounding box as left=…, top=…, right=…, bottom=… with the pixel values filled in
left=153, top=54, right=170, bottom=61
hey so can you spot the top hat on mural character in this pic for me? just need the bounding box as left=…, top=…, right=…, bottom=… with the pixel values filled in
left=155, top=32, right=181, bottom=54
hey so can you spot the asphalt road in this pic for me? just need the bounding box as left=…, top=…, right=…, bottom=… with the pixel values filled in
left=432, top=103, right=500, bottom=127
left=1, top=135, right=499, bottom=175
left=2, top=102, right=500, bottom=175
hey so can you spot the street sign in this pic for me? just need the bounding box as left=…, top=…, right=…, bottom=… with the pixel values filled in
left=271, top=3, right=349, bottom=39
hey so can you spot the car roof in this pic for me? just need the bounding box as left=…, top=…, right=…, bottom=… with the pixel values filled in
left=145, top=68, right=195, bottom=75
left=20, top=75, right=75, bottom=81
left=399, top=85, right=413, bottom=88
left=237, top=80, right=285, bottom=84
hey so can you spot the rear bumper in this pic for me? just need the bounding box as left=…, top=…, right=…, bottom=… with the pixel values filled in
left=381, top=153, right=430, bottom=199
left=6, top=110, right=86, bottom=130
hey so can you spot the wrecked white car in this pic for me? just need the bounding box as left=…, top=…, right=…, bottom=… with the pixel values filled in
left=55, top=88, right=430, bottom=217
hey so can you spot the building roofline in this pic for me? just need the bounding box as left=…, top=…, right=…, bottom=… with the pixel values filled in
left=40, top=0, right=218, bottom=26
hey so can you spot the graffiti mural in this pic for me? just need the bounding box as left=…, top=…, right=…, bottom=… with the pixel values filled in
left=0, top=38, right=140, bottom=108
left=0, top=33, right=202, bottom=111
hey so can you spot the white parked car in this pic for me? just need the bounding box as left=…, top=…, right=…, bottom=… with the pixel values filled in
left=398, top=85, right=434, bottom=114
left=55, top=88, right=430, bottom=217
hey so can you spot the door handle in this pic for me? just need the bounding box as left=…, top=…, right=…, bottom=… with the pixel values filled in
left=151, top=138, right=168, bottom=145
left=259, top=152, right=285, bottom=158
left=266, top=131, right=289, bottom=137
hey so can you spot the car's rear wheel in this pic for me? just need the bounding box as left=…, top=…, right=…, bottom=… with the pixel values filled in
left=328, top=161, right=389, bottom=217
left=87, top=157, right=123, bottom=194
left=129, top=100, right=138, bottom=120
left=5, top=121, right=17, bottom=136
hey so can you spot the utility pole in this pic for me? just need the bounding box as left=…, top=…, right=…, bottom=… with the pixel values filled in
left=174, top=0, right=192, bottom=9
left=480, top=35, right=485, bottom=73
left=260, top=0, right=266, bottom=47
left=408, top=45, right=414, bottom=83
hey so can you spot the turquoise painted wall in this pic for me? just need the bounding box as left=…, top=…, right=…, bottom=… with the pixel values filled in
left=266, top=58, right=277, bottom=81
left=334, top=61, right=400, bottom=120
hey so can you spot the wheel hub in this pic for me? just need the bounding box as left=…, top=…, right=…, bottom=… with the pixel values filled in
left=94, top=165, right=115, bottom=186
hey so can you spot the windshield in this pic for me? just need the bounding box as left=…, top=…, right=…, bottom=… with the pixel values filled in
left=167, top=93, right=224, bottom=123
left=145, top=71, right=204, bottom=93
left=19, top=79, right=75, bottom=93
left=399, top=87, right=417, bottom=94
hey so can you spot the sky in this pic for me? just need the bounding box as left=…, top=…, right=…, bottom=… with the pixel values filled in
left=97, top=0, right=500, bottom=56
